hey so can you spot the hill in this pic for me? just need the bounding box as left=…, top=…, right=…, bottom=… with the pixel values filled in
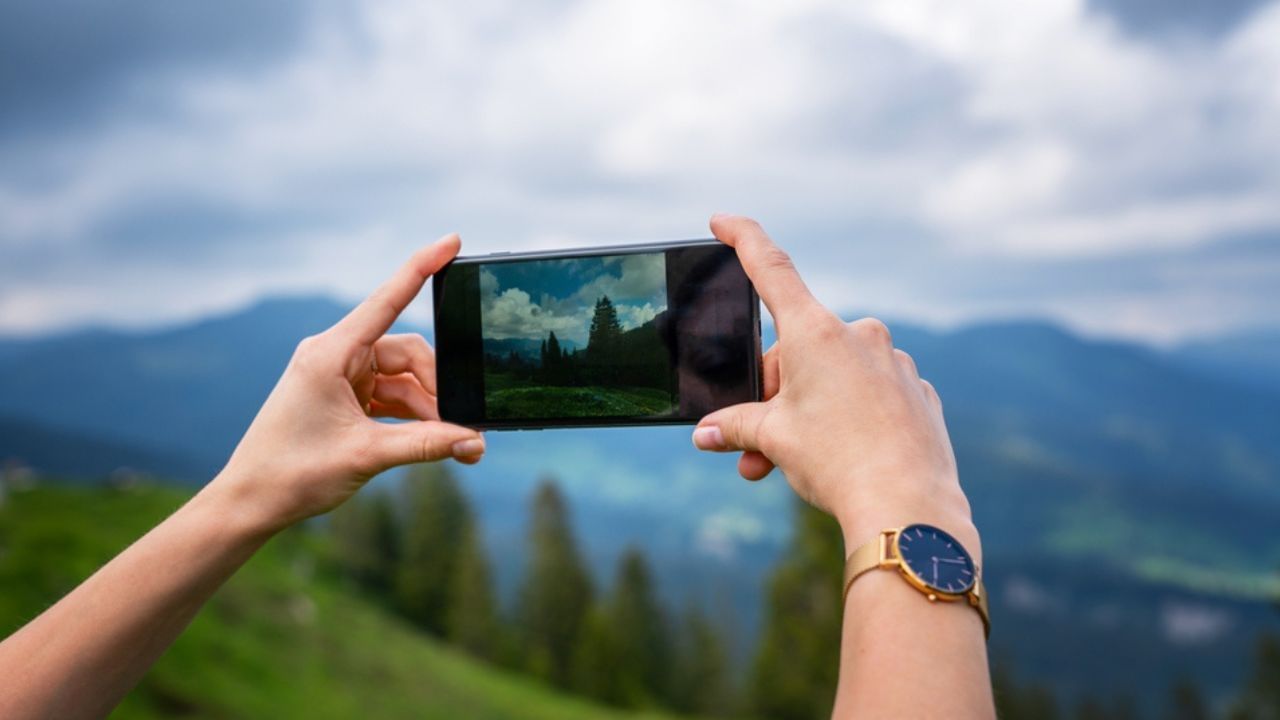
left=1172, top=327, right=1280, bottom=394
left=2, top=297, right=1280, bottom=711
left=0, top=415, right=199, bottom=480
left=0, top=296, right=354, bottom=478
left=0, top=483, right=683, bottom=720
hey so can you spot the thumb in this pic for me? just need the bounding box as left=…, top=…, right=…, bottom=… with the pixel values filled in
left=367, top=420, right=485, bottom=470
left=692, top=402, right=771, bottom=453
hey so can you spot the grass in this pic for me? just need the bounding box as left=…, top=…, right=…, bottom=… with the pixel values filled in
left=484, top=373, right=675, bottom=419
left=0, top=483, right=685, bottom=720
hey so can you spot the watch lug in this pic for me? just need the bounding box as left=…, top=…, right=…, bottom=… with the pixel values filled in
left=877, top=528, right=899, bottom=569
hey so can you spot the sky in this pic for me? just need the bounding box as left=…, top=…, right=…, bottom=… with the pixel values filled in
left=480, top=253, right=667, bottom=347
left=1, top=0, right=1278, bottom=343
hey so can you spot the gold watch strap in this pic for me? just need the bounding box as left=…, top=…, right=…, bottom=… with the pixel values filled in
left=842, top=528, right=991, bottom=639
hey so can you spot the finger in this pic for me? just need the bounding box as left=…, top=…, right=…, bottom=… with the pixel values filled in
left=368, top=399, right=417, bottom=420
left=762, top=342, right=780, bottom=400
left=372, top=373, right=439, bottom=420
left=337, top=233, right=461, bottom=345
left=738, top=451, right=775, bottom=481
left=920, top=378, right=943, bottom=411
left=893, top=348, right=918, bottom=378
left=366, top=420, right=484, bottom=469
left=692, top=401, right=772, bottom=453
left=374, top=334, right=438, bottom=396
left=709, top=214, right=818, bottom=326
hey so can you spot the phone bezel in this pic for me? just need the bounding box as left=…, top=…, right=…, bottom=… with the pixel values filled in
left=431, top=238, right=763, bottom=431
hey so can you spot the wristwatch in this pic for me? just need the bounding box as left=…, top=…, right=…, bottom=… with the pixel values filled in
left=843, top=523, right=990, bottom=638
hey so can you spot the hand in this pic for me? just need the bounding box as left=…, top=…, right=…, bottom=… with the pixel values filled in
left=692, top=215, right=976, bottom=554
left=210, top=234, right=485, bottom=535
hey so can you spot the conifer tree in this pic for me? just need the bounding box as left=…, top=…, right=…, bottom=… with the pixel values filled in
left=1167, top=676, right=1208, bottom=720
left=670, top=599, right=733, bottom=716
left=992, top=663, right=1059, bottom=720
left=750, top=502, right=844, bottom=720
left=446, top=522, right=500, bottom=661
left=613, top=548, right=671, bottom=705
left=1230, top=632, right=1280, bottom=719
left=517, top=479, right=593, bottom=687
left=329, top=491, right=400, bottom=599
left=587, top=296, right=622, bottom=360
left=395, top=464, right=473, bottom=636
left=571, top=605, right=623, bottom=704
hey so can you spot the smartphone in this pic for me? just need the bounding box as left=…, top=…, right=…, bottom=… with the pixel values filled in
left=432, top=239, right=762, bottom=429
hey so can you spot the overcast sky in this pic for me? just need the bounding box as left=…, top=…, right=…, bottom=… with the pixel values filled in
left=1, top=0, right=1277, bottom=343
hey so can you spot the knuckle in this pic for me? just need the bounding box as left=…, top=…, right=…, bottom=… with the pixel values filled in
left=894, top=348, right=917, bottom=370
left=921, top=379, right=943, bottom=406
left=366, top=290, right=398, bottom=324
left=411, top=333, right=434, bottom=361
left=810, top=312, right=846, bottom=344
left=851, top=317, right=892, bottom=347
left=758, top=245, right=796, bottom=274
left=291, top=334, right=326, bottom=370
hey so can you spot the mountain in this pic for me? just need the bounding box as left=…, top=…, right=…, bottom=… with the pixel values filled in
left=483, top=336, right=580, bottom=362
left=0, top=296, right=353, bottom=478
left=0, top=484, right=687, bottom=720
left=2, top=297, right=1279, bottom=710
left=1171, top=327, right=1280, bottom=395
left=0, top=415, right=199, bottom=480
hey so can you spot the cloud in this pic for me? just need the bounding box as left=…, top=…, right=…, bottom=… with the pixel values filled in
left=616, top=302, right=661, bottom=331
left=479, top=254, right=666, bottom=344
left=481, top=287, right=591, bottom=345
left=572, top=253, right=667, bottom=307
left=1, top=0, right=1278, bottom=341
left=1086, top=0, right=1272, bottom=40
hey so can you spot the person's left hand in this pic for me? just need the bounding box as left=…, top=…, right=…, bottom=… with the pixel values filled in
left=211, top=233, right=485, bottom=534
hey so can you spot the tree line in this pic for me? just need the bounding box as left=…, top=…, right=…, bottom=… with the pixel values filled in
left=328, top=465, right=733, bottom=715
left=330, top=468, right=1280, bottom=719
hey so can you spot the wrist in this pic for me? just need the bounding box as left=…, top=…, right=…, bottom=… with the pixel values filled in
left=830, top=474, right=981, bottom=565
left=193, top=469, right=289, bottom=545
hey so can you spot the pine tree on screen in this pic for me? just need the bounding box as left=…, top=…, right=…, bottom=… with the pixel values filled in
left=588, top=296, right=622, bottom=359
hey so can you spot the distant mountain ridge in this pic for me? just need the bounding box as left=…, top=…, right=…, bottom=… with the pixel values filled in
left=2, top=296, right=1278, bottom=710
left=483, top=336, right=580, bottom=361
left=1172, top=327, right=1280, bottom=394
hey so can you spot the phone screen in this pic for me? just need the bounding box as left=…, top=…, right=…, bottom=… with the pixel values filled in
left=432, top=240, right=761, bottom=429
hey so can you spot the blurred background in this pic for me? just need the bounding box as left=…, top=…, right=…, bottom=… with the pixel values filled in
left=2, top=1, right=1278, bottom=718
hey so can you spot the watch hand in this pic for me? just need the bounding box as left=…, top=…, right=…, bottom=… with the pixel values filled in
left=938, top=558, right=968, bottom=564
left=932, top=557, right=939, bottom=586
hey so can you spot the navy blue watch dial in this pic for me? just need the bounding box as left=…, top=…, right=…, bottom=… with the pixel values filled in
left=896, top=524, right=976, bottom=595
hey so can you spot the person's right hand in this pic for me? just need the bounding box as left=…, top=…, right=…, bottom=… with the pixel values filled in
left=692, top=215, right=978, bottom=553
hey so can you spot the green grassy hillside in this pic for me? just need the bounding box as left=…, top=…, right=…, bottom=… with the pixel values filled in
left=0, top=483, right=682, bottom=720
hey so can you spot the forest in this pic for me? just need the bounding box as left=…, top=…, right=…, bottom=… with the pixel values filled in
left=328, top=466, right=1280, bottom=720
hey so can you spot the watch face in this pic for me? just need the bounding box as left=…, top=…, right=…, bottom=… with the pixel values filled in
left=896, top=524, right=977, bottom=595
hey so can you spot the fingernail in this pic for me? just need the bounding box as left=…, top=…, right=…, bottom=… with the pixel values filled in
left=452, top=438, right=485, bottom=456
left=692, top=426, right=725, bottom=450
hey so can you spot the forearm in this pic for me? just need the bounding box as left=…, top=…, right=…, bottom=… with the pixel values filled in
left=0, top=474, right=274, bottom=720
left=831, top=487, right=995, bottom=719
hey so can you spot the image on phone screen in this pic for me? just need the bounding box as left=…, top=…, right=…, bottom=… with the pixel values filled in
left=432, top=241, right=761, bottom=429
